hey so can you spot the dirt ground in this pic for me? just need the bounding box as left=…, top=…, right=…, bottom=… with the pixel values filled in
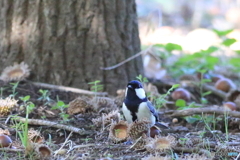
left=0, top=79, right=240, bottom=160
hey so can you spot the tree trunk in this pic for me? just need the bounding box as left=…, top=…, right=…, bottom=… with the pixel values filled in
left=0, top=0, right=142, bottom=94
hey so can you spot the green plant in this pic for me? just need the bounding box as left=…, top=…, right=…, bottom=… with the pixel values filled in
left=0, top=87, right=7, bottom=97
left=197, top=69, right=212, bottom=104
left=88, top=80, right=103, bottom=98
left=9, top=81, right=19, bottom=98
left=224, top=111, right=229, bottom=142
left=178, top=138, right=188, bottom=146
left=81, top=137, right=93, bottom=144
left=38, top=89, right=52, bottom=104
left=12, top=95, right=35, bottom=149
left=136, top=74, right=149, bottom=83
left=155, top=84, right=179, bottom=108
left=51, top=100, right=69, bottom=123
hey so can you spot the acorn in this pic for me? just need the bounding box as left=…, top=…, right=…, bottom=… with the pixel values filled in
left=150, top=126, right=161, bottom=138
left=211, top=74, right=224, bottom=83
left=108, top=121, right=128, bottom=143
left=172, top=118, right=178, bottom=123
left=215, top=78, right=236, bottom=92
left=171, top=88, right=191, bottom=101
left=223, top=102, right=237, bottom=111
left=0, top=134, right=12, bottom=148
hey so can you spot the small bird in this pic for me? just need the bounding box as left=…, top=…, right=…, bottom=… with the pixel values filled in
left=122, top=80, right=168, bottom=128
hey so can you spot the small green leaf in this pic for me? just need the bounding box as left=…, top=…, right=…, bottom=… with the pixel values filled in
left=185, top=115, right=201, bottom=123
left=222, top=38, right=237, bottom=47
left=88, top=80, right=101, bottom=85
left=204, top=46, right=219, bottom=54
left=188, top=102, right=199, bottom=108
left=172, top=84, right=180, bottom=88
left=51, top=106, right=58, bottom=110
left=229, top=58, right=240, bottom=67
left=165, top=43, right=182, bottom=52
left=201, top=97, right=208, bottom=104
left=175, top=99, right=186, bottom=107
left=212, top=29, right=233, bottom=36
left=202, top=79, right=212, bottom=83
left=202, top=91, right=212, bottom=96
left=206, top=56, right=219, bottom=64
left=57, top=101, right=65, bottom=106
left=20, top=95, right=30, bottom=102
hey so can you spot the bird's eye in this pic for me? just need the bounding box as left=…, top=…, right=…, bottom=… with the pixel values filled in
left=128, top=85, right=133, bottom=89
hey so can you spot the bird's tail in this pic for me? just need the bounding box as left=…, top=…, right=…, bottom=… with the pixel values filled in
left=155, top=122, right=169, bottom=129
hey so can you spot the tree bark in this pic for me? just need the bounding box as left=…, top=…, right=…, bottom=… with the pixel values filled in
left=0, top=0, right=142, bottom=94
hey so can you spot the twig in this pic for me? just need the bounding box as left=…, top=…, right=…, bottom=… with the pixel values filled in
left=14, top=117, right=90, bottom=135
left=54, top=131, right=73, bottom=156
left=173, top=147, right=211, bottom=157
left=100, top=46, right=152, bottom=70
left=128, top=136, right=142, bottom=151
left=228, top=142, right=240, bottom=146
left=0, top=148, right=24, bottom=152
left=168, top=108, right=240, bottom=118
left=31, top=82, right=108, bottom=96
left=202, top=84, right=226, bottom=99
left=67, top=144, right=95, bottom=153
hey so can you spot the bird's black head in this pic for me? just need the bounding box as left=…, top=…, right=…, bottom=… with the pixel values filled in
left=125, top=80, right=146, bottom=100
left=127, top=80, right=143, bottom=89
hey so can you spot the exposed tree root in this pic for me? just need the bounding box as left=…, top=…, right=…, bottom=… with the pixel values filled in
left=167, top=108, right=240, bottom=118
left=31, top=81, right=108, bottom=96
left=14, top=117, right=91, bottom=135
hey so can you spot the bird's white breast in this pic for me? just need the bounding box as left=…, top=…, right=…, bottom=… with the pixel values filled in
left=122, top=103, right=133, bottom=123
left=136, top=102, right=156, bottom=126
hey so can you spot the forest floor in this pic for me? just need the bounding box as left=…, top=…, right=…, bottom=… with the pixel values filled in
left=1, top=77, right=240, bottom=160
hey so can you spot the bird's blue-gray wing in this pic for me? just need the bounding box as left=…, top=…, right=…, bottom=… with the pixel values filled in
left=146, top=101, right=159, bottom=121
left=147, top=101, right=169, bottom=129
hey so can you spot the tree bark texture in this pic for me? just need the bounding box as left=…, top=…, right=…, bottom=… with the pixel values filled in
left=0, top=0, right=142, bottom=94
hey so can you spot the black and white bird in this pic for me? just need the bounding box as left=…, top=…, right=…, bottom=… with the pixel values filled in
left=122, top=80, right=168, bottom=128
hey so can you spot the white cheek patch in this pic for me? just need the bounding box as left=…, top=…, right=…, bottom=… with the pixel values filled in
left=125, top=87, right=128, bottom=97
left=135, top=88, right=146, bottom=99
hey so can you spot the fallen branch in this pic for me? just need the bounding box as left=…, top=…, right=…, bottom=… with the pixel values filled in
left=167, top=108, right=240, bottom=118
left=31, top=82, right=108, bottom=96
left=173, top=147, right=211, bottom=157
left=14, top=117, right=91, bottom=135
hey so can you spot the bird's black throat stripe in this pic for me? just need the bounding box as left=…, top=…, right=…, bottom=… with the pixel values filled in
left=124, top=98, right=147, bottom=122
